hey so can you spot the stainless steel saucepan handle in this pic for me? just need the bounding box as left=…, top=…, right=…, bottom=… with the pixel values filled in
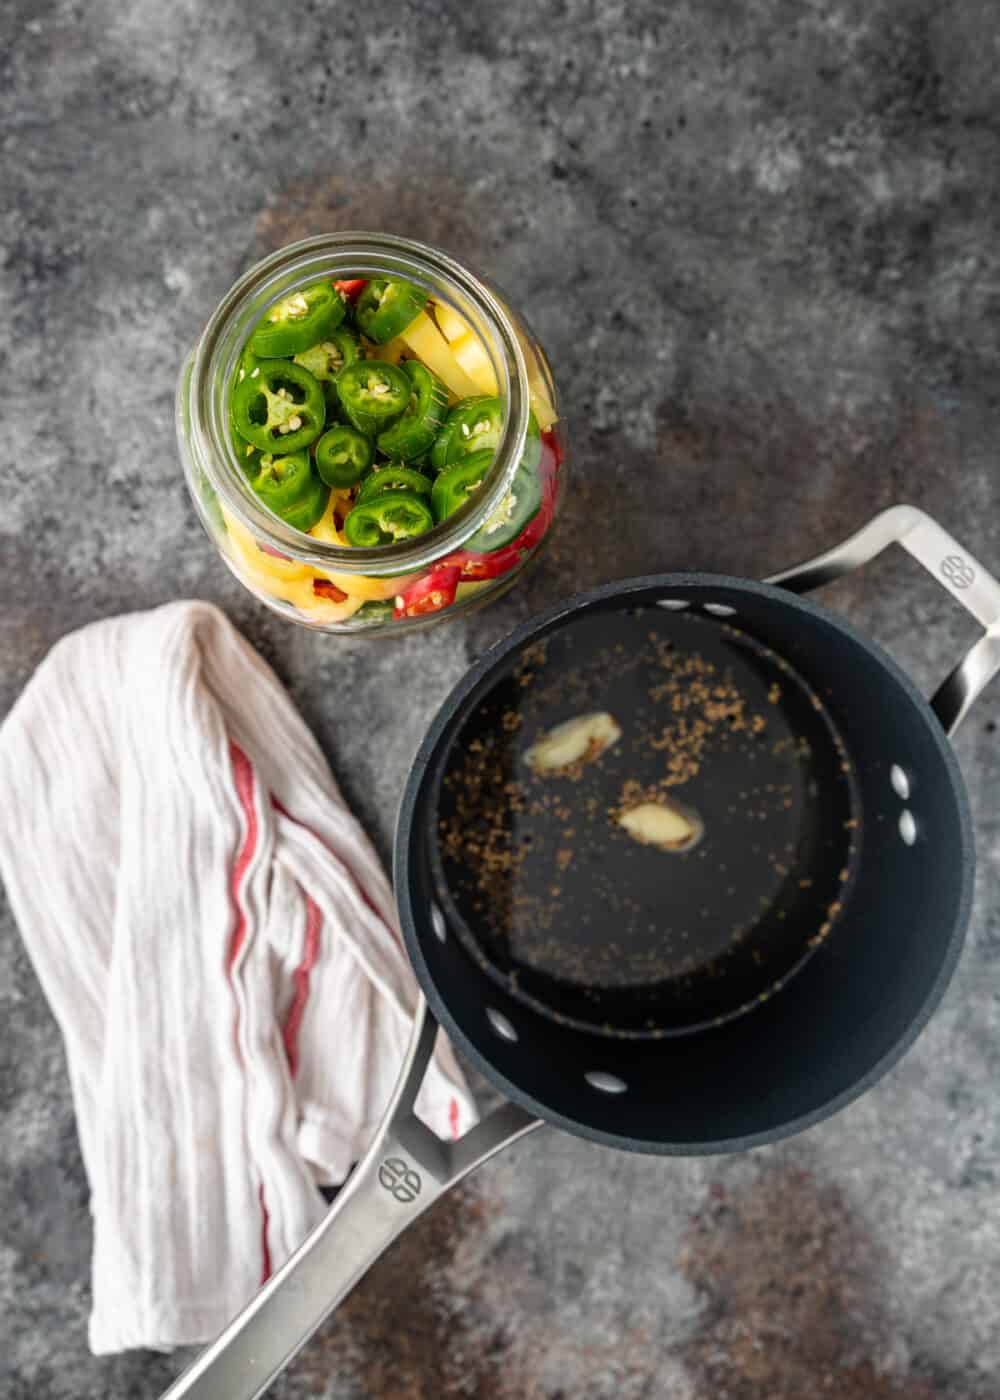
left=160, top=1001, right=539, bottom=1400
left=768, top=504, right=1000, bottom=736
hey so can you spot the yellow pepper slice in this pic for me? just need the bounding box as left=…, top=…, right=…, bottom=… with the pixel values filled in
left=223, top=510, right=313, bottom=593
left=222, top=507, right=366, bottom=618
left=284, top=576, right=364, bottom=623
left=433, top=300, right=470, bottom=343
left=528, top=382, right=558, bottom=432
left=450, top=331, right=500, bottom=394
left=426, top=302, right=559, bottom=428
left=308, top=491, right=354, bottom=545
left=514, top=331, right=559, bottom=429
left=368, top=336, right=407, bottom=365
left=399, top=310, right=482, bottom=400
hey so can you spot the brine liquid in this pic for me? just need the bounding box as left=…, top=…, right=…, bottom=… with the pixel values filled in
left=432, top=604, right=861, bottom=1037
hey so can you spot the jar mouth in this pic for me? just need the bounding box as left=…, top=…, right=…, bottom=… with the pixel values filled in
left=189, top=232, right=531, bottom=575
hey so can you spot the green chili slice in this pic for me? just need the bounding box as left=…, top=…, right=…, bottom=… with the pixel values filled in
left=343, top=491, right=434, bottom=547
left=249, top=450, right=329, bottom=532
left=314, top=425, right=373, bottom=488
left=230, top=420, right=262, bottom=478
left=294, top=328, right=363, bottom=424
left=462, top=461, right=542, bottom=552
left=430, top=448, right=494, bottom=523
left=249, top=281, right=346, bottom=358
left=236, top=343, right=262, bottom=382
left=430, top=397, right=541, bottom=471
left=293, top=327, right=363, bottom=382
left=355, top=278, right=428, bottom=344
left=334, top=360, right=410, bottom=435
left=282, top=474, right=330, bottom=532
left=356, top=466, right=433, bottom=503
left=350, top=598, right=396, bottom=624
left=376, top=360, right=448, bottom=461
left=231, top=360, right=326, bottom=453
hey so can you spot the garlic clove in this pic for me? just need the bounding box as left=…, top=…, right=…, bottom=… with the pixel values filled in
left=617, top=798, right=703, bottom=852
left=524, top=711, right=622, bottom=775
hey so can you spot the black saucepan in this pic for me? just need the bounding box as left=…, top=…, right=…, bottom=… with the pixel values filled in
left=165, top=505, right=1000, bottom=1400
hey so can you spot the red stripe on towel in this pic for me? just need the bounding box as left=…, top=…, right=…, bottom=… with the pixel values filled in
left=228, top=740, right=273, bottom=1287
left=449, top=1097, right=460, bottom=1140
left=272, top=797, right=403, bottom=950
left=227, top=742, right=259, bottom=971
left=258, top=1183, right=273, bottom=1285
left=283, top=894, right=322, bottom=1078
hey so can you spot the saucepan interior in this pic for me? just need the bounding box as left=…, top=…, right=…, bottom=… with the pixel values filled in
left=395, top=574, right=974, bottom=1154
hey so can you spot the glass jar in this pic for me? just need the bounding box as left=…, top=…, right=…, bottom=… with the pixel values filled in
left=176, top=233, right=566, bottom=634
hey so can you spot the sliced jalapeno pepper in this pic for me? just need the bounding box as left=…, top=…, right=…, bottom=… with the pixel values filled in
left=430, top=397, right=541, bottom=472
left=355, top=278, right=429, bottom=344
left=430, top=448, right=494, bottom=523
left=351, top=598, right=396, bottom=624
left=230, top=420, right=262, bottom=477
left=232, top=340, right=267, bottom=469
left=249, top=450, right=317, bottom=515
left=231, top=360, right=326, bottom=453
left=334, top=360, right=410, bottom=435
left=356, top=465, right=433, bottom=503
left=430, top=396, right=501, bottom=470
left=521, top=416, right=543, bottom=471
left=282, top=474, right=330, bottom=532
left=249, top=281, right=346, bottom=358
left=375, top=360, right=448, bottom=461
left=248, top=452, right=330, bottom=533
left=293, top=327, right=363, bottom=383
left=447, top=468, right=555, bottom=579
left=463, top=460, right=543, bottom=553
left=343, top=491, right=434, bottom=547
left=314, top=425, right=373, bottom=488
left=236, top=343, right=262, bottom=383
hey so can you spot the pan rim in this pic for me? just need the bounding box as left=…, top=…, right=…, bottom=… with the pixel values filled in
left=394, top=571, right=976, bottom=1155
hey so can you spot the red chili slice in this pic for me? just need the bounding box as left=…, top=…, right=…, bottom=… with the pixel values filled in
left=540, top=427, right=562, bottom=469
left=453, top=542, right=524, bottom=580
left=333, top=279, right=368, bottom=302
left=393, top=563, right=462, bottom=618
left=313, top=579, right=349, bottom=603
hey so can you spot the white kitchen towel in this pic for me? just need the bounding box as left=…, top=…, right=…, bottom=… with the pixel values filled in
left=0, top=600, right=476, bottom=1355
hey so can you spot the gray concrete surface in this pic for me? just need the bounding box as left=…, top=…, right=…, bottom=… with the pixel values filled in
left=3, top=0, right=1000, bottom=1395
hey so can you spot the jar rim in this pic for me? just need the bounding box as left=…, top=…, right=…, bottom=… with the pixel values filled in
left=186, top=232, right=530, bottom=576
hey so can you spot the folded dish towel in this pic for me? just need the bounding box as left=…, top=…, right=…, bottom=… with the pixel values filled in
left=0, top=600, right=475, bottom=1355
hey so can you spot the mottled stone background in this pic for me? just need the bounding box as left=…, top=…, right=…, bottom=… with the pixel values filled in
left=3, top=0, right=1000, bottom=1396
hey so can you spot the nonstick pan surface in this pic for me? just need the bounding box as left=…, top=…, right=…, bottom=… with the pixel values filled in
left=430, top=602, right=860, bottom=1039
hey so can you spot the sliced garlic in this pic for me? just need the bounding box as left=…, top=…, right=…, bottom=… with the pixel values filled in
left=617, top=799, right=703, bottom=852
left=524, top=711, right=621, bottom=774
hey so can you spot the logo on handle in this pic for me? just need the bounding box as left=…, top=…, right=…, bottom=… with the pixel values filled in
left=941, top=554, right=975, bottom=589
left=378, top=1157, right=422, bottom=1203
